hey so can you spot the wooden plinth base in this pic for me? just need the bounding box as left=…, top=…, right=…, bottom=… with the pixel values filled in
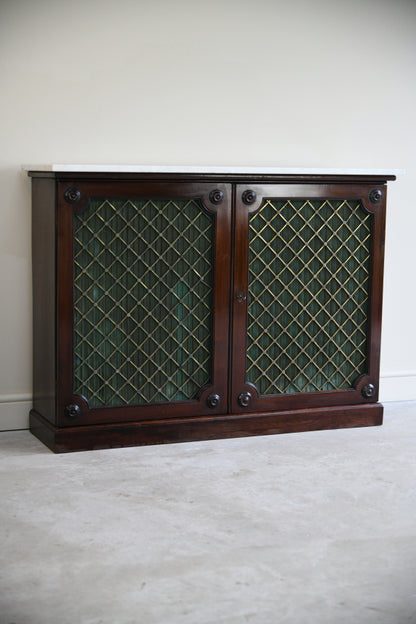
left=30, top=404, right=383, bottom=453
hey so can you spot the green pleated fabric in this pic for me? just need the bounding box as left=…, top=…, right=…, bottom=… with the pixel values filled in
left=73, top=198, right=213, bottom=407
left=246, top=198, right=371, bottom=394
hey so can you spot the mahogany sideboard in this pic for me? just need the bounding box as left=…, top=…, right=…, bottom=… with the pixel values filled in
left=27, top=166, right=396, bottom=452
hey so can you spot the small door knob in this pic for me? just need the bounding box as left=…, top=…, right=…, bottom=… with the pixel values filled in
left=369, top=189, right=382, bottom=204
left=238, top=391, right=252, bottom=407
left=65, top=403, right=81, bottom=419
left=209, top=189, right=224, bottom=205
left=64, top=187, right=82, bottom=204
left=362, top=383, right=375, bottom=398
left=207, top=393, right=221, bottom=408
left=236, top=291, right=247, bottom=303
left=242, top=190, right=257, bottom=205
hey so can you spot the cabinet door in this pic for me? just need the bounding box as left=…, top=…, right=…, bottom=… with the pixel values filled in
left=57, top=180, right=231, bottom=426
left=231, top=183, right=386, bottom=414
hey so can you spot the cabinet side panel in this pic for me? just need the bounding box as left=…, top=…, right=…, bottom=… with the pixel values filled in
left=32, top=178, right=56, bottom=423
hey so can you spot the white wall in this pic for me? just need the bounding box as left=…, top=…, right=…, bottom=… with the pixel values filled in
left=1, top=0, right=415, bottom=429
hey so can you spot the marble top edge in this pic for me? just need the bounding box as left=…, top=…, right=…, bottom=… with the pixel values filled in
left=22, top=164, right=404, bottom=175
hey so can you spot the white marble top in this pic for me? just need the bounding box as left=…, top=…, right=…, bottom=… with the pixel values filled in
left=23, top=164, right=403, bottom=175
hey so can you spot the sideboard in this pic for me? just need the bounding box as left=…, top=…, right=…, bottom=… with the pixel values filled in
left=27, top=166, right=396, bottom=452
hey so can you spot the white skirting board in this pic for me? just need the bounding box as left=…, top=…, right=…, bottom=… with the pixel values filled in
left=0, top=378, right=415, bottom=431
left=379, top=372, right=416, bottom=403
left=0, top=395, right=31, bottom=431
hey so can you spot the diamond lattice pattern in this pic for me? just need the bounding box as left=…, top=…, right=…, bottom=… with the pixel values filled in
left=247, top=198, right=371, bottom=394
left=73, top=198, right=213, bottom=407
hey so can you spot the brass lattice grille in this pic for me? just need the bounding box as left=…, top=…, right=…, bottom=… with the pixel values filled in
left=247, top=198, right=371, bottom=394
left=73, top=198, right=213, bottom=407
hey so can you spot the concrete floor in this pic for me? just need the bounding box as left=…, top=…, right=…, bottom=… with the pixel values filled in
left=0, top=402, right=415, bottom=624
